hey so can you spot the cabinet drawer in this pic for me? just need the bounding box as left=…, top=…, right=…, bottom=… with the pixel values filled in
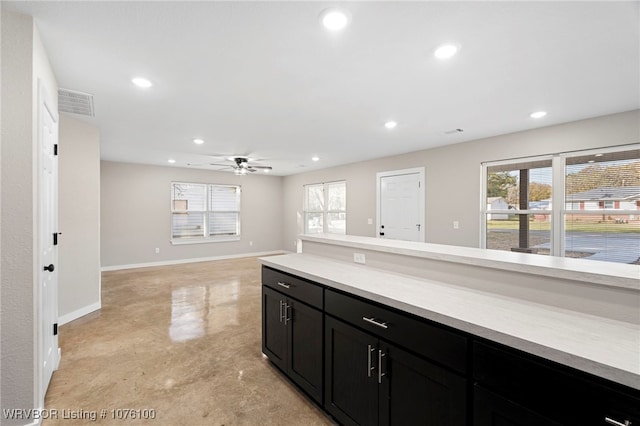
left=262, top=266, right=323, bottom=309
left=325, top=289, right=468, bottom=373
left=474, top=340, right=640, bottom=425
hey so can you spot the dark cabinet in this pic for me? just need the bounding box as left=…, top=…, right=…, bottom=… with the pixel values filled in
left=262, top=284, right=323, bottom=403
left=325, top=315, right=467, bottom=426
left=381, top=343, right=466, bottom=426
left=262, top=265, right=639, bottom=426
left=474, top=340, right=640, bottom=426
left=287, top=297, right=323, bottom=401
left=325, top=315, right=379, bottom=426
left=474, top=385, right=560, bottom=426
left=262, top=285, right=287, bottom=371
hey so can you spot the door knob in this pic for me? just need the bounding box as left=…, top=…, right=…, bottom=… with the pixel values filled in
left=43, top=264, right=55, bottom=272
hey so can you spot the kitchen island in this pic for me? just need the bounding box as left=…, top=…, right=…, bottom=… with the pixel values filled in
left=259, top=234, right=639, bottom=425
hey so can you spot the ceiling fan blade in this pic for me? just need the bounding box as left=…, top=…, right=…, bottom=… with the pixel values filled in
left=209, top=162, right=232, bottom=167
left=247, top=165, right=272, bottom=170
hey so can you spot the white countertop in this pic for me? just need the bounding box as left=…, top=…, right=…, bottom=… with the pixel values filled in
left=259, top=252, right=640, bottom=390
left=300, top=234, right=640, bottom=290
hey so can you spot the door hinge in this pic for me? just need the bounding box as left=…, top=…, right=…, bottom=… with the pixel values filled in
left=53, top=232, right=59, bottom=245
left=54, top=144, right=58, bottom=155
left=53, top=323, right=58, bottom=336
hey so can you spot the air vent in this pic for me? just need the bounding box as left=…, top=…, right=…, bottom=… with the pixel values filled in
left=444, top=128, right=464, bottom=135
left=58, top=88, right=95, bottom=117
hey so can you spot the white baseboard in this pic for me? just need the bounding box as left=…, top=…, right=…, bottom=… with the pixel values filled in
left=58, top=301, right=101, bottom=326
left=100, top=250, right=286, bottom=272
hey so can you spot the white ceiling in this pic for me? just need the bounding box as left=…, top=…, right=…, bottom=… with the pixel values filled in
left=5, top=1, right=639, bottom=175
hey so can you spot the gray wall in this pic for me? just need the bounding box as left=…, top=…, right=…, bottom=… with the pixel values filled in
left=283, top=110, right=640, bottom=251
left=59, top=115, right=101, bottom=322
left=1, top=8, right=58, bottom=423
left=100, top=161, right=284, bottom=268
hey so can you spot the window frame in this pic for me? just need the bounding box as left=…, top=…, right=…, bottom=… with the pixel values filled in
left=303, top=180, right=347, bottom=235
left=170, top=182, right=241, bottom=245
left=481, top=144, right=639, bottom=259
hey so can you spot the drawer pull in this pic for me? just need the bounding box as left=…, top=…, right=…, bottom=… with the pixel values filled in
left=277, top=282, right=291, bottom=289
left=605, top=417, right=631, bottom=426
left=362, top=316, right=388, bottom=329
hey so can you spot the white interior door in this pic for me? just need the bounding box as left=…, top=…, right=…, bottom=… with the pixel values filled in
left=377, top=169, right=424, bottom=242
left=39, top=83, right=59, bottom=402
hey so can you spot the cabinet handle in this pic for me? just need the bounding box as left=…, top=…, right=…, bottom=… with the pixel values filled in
left=277, top=282, right=290, bottom=289
left=279, top=300, right=285, bottom=323
left=378, top=350, right=386, bottom=383
left=362, top=316, right=388, bottom=329
left=367, top=344, right=376, bottom=377
left=605, top=417, right=632, bottom=426
left=284, top=303, right=291, bottom=325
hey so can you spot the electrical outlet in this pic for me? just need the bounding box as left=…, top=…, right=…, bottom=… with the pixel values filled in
left=353, top=253, right=366, bottom=264
left=155, top=247, right=160, bottom=254
left=453, top=221, right=459, bottom=229
left=367, top=218, right=373, bottom=225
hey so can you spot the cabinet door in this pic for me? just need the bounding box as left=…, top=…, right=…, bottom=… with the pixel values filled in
left=287, top=298, right=323, bottom=404
left=379, top=342, right=466, bottom=426
left=325, top=316, right=378, bottom=426
left=262, top=286, right=286, bottom=371
left=474, top=386, right=560, bottom=426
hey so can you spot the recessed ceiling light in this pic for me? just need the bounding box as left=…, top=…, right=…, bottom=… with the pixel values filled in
left=530, top=111, right=547, bottom=119
left=312, top=156, right=320, bottom=162
left=384, top=121, right=397, bottom=129
left=320, top=8, right=351, bottom=31
left=434, top=44, right=459, bottom=60
left=588, top=160, right=595, bottom=163
left=168, top=159, right=176, bottom=164
left=193, top=138, right=204, bottom=145
left=132, top=77, right=152, bottom=88
left=594, top=153, right=603, bottom=157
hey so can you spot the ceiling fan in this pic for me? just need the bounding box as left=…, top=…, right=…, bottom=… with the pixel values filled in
left=208, top=156, right=273, bottom=175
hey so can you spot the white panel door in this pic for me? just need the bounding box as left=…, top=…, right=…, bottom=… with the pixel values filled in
left=39, top=85, right=59, bottom=401
left=379, top=172, right=423, bottom=242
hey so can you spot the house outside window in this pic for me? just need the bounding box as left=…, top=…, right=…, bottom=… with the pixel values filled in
left=304, top=181, right=346, bottom=234
left=171, top=182, right=241, bottom=243
left=482, top=145, right=639, bottom=264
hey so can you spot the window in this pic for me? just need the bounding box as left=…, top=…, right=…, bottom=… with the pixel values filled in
left=304, top=181, right=346, bottom=234
left=482, top=145, right=640, bottom=264
left=171, top=182, right=241, bottom=243
left=564, top=147, right=639, bottom=263
left=484, top=157, right=553, bottom=255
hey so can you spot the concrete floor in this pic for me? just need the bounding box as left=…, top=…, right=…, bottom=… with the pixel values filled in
left=44, top=256, right=333, bottom=425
